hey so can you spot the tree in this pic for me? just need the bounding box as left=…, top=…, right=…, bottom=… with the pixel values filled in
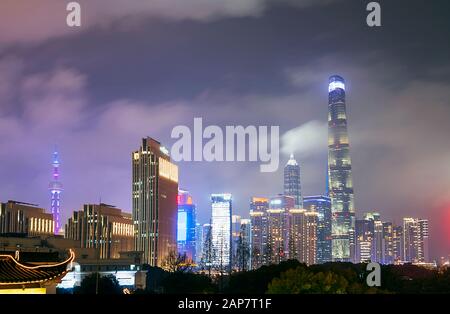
left=235, top=230, right=250, bottom=272
left=225, top=260, right=302, bottom=294
left=267, top=267, right=349, bottom=294
left=251, top=246, right=261, bottom=270
left=74, top=273, right=122, bottom=294
left=200, top=225, right=215, bottom=277
left=162, top=251, right=195, bottom=273
left=161, top=272, right=216, bottom=294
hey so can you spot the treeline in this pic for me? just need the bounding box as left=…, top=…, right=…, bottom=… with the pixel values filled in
left=64, top=260, right=450, bottom=294
left=135, top=260, right=450, bottom=294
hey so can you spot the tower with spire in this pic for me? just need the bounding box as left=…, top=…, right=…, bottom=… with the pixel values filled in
left=49, top=148, right=63, bottom=234
left=284, top=153, right=303, bottom=208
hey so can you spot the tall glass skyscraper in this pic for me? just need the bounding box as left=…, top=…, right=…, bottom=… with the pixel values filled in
left=284, top=154, right=303, bottom=208
left=177, top=189, right=197, bottom=262
left=250, top=197, right=269, bottom=269
left=132, top=137, right=179, bottom=266
left=211, top=193, right=232, bottom=272
left=303, top=195, right=332, bottom=264
left=327, top=75, right=355, bottom=262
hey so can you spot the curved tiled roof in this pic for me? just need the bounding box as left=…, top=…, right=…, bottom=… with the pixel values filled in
left=0, top=250, right=75, bottom=286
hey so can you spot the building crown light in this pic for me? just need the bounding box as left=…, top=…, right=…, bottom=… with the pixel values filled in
left=328, top=81, right=345, bottom=92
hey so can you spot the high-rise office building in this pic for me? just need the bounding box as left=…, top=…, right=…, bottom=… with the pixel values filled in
left=49, top=149, right=63, bottom=235
left=249, top=197, right=269, bottom=269
left=177, top=190, right=197, bottom=262
left=392, top=225, right=403, bottom=263
left=418, top=219, right=429, bottom=263
left=132, top=137, right=179, bottom=266
left=355, top=218, right=374, bottom=263
left=0, top=200, right=54, bottom=236
left=382, top=222, right=395, bottom=265
left=303, top=195, right=332, bottom=263
left=288, top=209, right=318, bottom=265
left=364, top=212, right=383, bottom=263
left=65, top=203, right=134, bottom=259
left=211, top=194, right=232, bottom=271
left=284, top=154, right=303, bottom=208
left=266, top=195, right=294, bottom=264
left=403, top=218, right=429, bottom=263
left=327, top=75, right=355, bottom=262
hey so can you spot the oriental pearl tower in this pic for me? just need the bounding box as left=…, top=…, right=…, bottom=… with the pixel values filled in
left=49, top=148, right=63, bottom=235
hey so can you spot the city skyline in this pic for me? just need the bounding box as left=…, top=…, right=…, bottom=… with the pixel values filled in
left=0, top=0, right=449, bottom=261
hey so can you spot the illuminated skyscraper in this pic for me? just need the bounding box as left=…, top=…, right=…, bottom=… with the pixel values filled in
left=327, top=75, right=355, bottom=261
left=288, top=209, right=318, bottom=265
left=392, top=225, right=403, bottom=263
left=354, top=218, right=374, bottom=263
left=365, top=212, right=383, bottom=263
left=403, top=218, right=429, bottom=263
left=132, top=137, right=179, bottom=266
left=303, top=195, right=332, bottom=263
left=211, top=193, right=232, bottom=272
left=250, top=197, right=269, bottom=269
left=266, top=195, right=294, bottom=264
left=418, top=219, right=429, bottom=263
left=382, top=222, right=395, bottom=265
left=177, top=190, right=197, bottom=262
left=284, top=154, right=302, bottom=208
left=49, top=149, right=63, bottom=234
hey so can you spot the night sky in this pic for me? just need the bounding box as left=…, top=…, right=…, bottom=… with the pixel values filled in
left=0, top=0, right=449, bottom=259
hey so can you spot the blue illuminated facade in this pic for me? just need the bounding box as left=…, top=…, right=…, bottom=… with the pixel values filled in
left=304, top=195, right=332, bottom=264
left=177, top=190, right=197, bottom=261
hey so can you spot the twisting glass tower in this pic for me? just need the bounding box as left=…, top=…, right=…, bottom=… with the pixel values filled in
left=49, top=149, right=63, bottom=234
left=327, top=75, right=355, bottom=262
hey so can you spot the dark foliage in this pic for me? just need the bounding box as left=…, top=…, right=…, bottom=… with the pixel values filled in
left=74, top=273, right=122, bottom=294
left=225, top=260, right=302, bottom=294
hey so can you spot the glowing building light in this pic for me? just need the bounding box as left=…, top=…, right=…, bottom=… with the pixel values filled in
left=328, top=81, right=346, bottom=92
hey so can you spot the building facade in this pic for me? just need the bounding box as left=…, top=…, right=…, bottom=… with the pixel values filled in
left=211, top=194, right=232, bottom=272
left=249, top=197, right=269, bottom=269
left=177, top=190, right=197, bottom=262
left=355, top=218, right=374, bottom=263
left=65, top=203, right=134, bottom=259
left=327, top=75, right=355, bottom=262
left=266, top=196, right=294, bottom=265
left=403, top=218, right=429, bottom=263
left=132, top=137, right=179, bottom=266
left=303, top=195, right=332, bottom=264
left=382, top=222, right=395, bottom=265
left=288, top=209, right=318, bottom=265
left=0, top=201, right=54, bottom=236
